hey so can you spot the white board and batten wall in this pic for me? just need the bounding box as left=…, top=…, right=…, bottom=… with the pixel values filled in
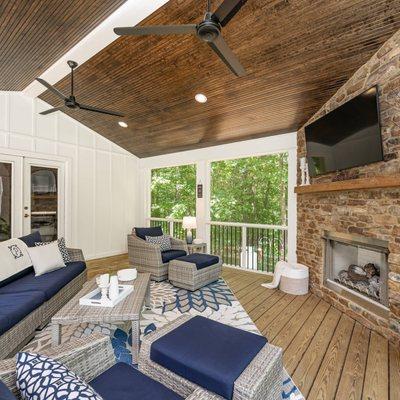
left=0, top=91, right=139, bottom=260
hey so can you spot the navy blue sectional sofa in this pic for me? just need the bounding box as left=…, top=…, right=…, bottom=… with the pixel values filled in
left=0, top=232, right=86, bottom=360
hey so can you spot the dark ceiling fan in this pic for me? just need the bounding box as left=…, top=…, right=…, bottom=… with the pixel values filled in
left=36, top=61, right=124, bottom=117
left=114, top=0, right=247, bottom=77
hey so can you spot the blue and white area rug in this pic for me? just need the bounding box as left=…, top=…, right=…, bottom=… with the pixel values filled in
left=24, top=279, right=304, bottom=400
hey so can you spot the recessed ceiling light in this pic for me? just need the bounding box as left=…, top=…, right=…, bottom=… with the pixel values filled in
left=118, top=121, right=128, bottom=128
left=195, top=93, right=207, bottom=103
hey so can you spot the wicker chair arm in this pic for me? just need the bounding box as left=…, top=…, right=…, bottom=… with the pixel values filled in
left=0, top=334, right=115, bottom=397
left=127, top=234, right=163, bottom=266
left=170, top=237, right=189, bottom=252
left=67, top=247, right=85, bottom=262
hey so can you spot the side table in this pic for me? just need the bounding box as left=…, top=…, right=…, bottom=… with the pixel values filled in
left=187, top=242, right=207, bottom=254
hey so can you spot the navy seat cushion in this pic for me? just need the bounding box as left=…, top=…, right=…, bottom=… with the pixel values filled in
left=0, top=261, right=86, bottom=301
left=89, top=362, right=183, bottom=400
left=151, top=316, right=268, bottom=400
left=0, top=291, right=46, bottom=335
left=135, top=226, right=163, bottom=241
left=19, top=231, right=42, bottom=247
left=177, top=253, right=219, bottom=270
left=0, top=380, right=17, bottom=400
left=161, top=250, right=187, bottom=263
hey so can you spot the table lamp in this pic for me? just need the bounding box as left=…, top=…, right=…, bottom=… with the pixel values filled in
left=182, top=216, right=197, bottom=244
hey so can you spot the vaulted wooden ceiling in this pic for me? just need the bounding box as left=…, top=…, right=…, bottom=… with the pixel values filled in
left=0, top=0, right=127, bottom=90
left=34, top=0, right=400, bottom=158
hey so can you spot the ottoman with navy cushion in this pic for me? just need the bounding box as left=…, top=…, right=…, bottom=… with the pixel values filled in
left=139, top=315, right=283, bottom=400
left=168, top=253, right=222, bottom=291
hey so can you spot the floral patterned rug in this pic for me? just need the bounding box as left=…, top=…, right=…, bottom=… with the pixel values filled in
left=24, top=279, right=304, bottom=400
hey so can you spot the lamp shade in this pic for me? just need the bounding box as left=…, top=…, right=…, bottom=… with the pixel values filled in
left=182, top=216, right=197, bottom=229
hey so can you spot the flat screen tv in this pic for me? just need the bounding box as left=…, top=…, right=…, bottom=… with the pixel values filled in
left=305, top=86, right=383, bottom=177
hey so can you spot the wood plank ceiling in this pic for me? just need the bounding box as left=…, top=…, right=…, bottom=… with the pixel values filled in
left=0, top=0, right=127, bottom=90
left=35, top=0, right=400, bottom=158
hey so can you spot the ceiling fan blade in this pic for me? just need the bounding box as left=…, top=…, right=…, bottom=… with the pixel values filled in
left=36, top=78, right=68, bottom=101
left=40, top=107, right=65, bottom=115
left=212, top=0, right=248, bottom=27
left=114, top=24, right=197, bottom=36
left=78, top=103, right=125, bottom=117
left=208, top=35, right=246, bottom=77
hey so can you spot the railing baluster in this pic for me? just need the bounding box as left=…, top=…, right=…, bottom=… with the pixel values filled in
left=241, top=226, right=247, bottom=269
left=230, top=226, right=233, bottom=266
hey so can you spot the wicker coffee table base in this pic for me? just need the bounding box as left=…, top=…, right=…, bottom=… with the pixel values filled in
left=51, top=273, right=151, bottom=364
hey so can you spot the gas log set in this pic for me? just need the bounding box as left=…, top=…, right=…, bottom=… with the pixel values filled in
left=336, top=263, right=380, bottom=301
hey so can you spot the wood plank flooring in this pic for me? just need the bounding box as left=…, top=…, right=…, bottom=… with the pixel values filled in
left=87, top=255, right=399, bottom=399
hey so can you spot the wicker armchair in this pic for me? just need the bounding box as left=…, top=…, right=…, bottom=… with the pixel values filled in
left=0, top=335, right=215, bottom=400
left=128, top=233, right=188, bottom=281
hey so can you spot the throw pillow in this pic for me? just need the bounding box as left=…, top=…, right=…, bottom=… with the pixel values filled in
left=26, top=241, right=65, bottom=277
left=145, top=235, right=171, bottom=252
left=35, top=237, right=71, bottom=263
left=0, top=238, right=32, bottom=287
left=16, top=352, right=102, bottom=400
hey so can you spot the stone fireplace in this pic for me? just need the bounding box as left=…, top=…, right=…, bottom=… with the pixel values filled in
left=296, top=29, right=400, bottom=343
left=323, top=231, right=389, bottom=316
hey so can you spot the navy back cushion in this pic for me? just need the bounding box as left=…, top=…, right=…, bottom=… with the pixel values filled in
left=19, top=231, right=42, bottom=247
left=0, top=380, right=17, bottom=400
left=135, top=226, right=163, bottom=240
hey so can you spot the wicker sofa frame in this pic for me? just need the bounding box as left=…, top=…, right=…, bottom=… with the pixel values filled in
left=169, top=256, right=222, bottom=291
left=0, top=248, right=86, bottom=360
left=128, top=233, right=188, bottom=281
left=0, top=334, right=215, bottom=400
left=139, top=315, right=283, bottom=400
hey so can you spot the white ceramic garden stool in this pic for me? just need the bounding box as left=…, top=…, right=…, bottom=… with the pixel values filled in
left=262, top=261, right=309, bottom=295
left=279, top=263, right=309, bottom=295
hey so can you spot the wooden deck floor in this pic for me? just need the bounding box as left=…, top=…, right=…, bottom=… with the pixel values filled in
left=87, top=255, right=400, bottom=400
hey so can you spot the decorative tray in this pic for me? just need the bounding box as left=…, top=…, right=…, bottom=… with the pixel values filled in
left=79, top=284, right=133, bottom=308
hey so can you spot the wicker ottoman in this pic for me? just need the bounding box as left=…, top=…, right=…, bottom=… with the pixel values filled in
left=139, top=315, right=283, bottom=400
left=168, top=253, right=222, bottom=291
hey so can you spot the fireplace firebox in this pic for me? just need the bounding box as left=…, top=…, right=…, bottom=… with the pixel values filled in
left=323, top=231, right=389, bottom=315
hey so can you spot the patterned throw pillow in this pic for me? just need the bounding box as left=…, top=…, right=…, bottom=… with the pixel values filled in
left=16, top=352, right=102, bottom=400
left=145, top=235, right=171, bottom=252
left=35, top=237, right=71, bottom=263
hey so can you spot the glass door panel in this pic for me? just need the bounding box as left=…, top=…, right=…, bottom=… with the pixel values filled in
left=24, top=159, right=65, bottom=241
left=30, top=166, right=58, bottom=241
left=0, top=163, right=12, bottom=241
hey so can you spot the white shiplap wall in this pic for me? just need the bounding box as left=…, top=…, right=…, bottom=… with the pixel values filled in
left=0, top=91, right=139, bottom=260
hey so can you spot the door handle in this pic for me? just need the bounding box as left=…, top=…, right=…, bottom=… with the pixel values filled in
left=24, top=213, right=30, bottom=218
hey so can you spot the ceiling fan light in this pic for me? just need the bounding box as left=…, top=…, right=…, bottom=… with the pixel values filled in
left=195, top=93, right=208, bottom=103
left=118, top=121, right=128, bottom=128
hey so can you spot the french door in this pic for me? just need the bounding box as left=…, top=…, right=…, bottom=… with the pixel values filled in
left=0, top=154, right=65, bottom=241
left=23, top=158, right=65, bottom=241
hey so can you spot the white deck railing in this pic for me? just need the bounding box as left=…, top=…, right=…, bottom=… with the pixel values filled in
left=148, top=217, right=287, bottom=272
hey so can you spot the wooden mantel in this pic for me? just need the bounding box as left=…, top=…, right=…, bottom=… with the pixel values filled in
left=295, top=175, right=400, bottom=194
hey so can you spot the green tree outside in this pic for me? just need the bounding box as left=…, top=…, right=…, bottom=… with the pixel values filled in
left=210, top=152, right=288, bottom=225
left=151, top=164, right=196, bottom=219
